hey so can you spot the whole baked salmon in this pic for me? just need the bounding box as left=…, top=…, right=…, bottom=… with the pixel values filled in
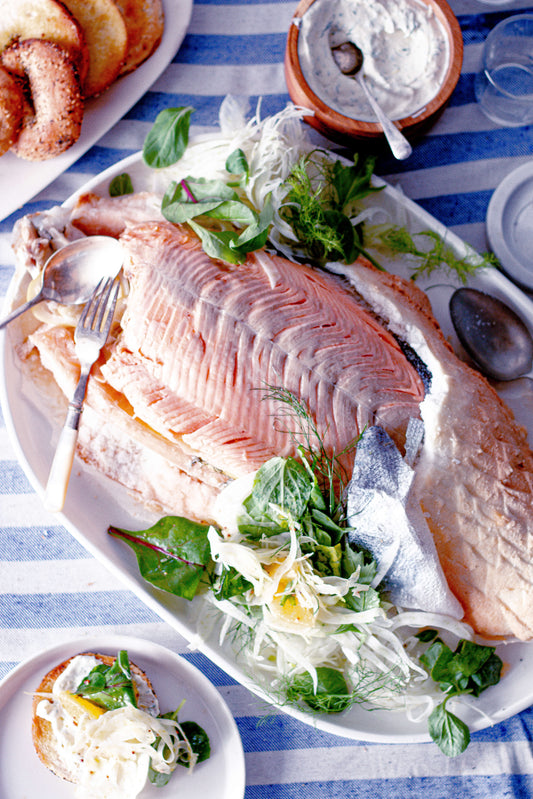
left=12, top=193, right=533, bottom=641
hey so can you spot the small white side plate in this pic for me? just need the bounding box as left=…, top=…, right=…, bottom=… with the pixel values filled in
left=0, top=635, right=245, bottom=799
left=486, top=160, right=533, bottom=290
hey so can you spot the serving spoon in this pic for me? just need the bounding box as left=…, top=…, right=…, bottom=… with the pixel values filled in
left=0, top=235, right=124, bottom=330
left=449, top=287, right=533, bottom=381
left=332, top=42, right=413, bottom=161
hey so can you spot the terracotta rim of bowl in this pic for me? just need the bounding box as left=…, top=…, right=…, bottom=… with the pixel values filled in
left=284, top=0, right=464, bottom=140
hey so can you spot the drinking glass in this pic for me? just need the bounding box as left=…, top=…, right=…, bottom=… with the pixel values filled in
left=475, top=14, right=533, bottom=126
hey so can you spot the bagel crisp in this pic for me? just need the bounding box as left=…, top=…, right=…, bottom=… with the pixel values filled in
left=115, top=0, right=165, bottom=75
left=60, top=0, right=128, bottom=96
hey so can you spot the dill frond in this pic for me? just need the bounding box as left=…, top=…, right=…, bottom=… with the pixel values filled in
left=373, top=224, right=498, bottom=284
left=263, top=385, right=360, bottom=517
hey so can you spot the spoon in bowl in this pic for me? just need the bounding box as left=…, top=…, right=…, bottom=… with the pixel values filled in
left=449, top=287, right=533, bottom=381
left=0, top=235, right=124, bottom=330
left=332, top=42, right=413, bottom=161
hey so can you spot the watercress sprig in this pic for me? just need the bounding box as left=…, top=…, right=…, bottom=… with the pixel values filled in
left=418, top=629, right=503, bottom=756
left=75, top=650, right=137, bottom=710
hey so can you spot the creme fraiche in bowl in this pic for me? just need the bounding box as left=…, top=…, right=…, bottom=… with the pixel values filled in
left=285, top=0, right=463, bottom=145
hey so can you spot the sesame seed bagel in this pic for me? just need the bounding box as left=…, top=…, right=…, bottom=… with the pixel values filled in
left=60, top=0, right=128, bottom=97
left=0, top=0, right=89, bottom=85
left=0, top=65, right=23, bottom=155
left=1, top=38, right=84, bottom=161
left=32, top=652, right=158, bottom=784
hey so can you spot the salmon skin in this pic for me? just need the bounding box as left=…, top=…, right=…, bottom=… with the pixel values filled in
left=103, top=220, right=426, bottom=479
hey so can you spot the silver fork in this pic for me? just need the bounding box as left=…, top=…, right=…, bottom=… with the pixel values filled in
left=44, top=276, right=120, bottom=513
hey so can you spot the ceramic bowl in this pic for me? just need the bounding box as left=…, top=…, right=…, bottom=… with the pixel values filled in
left=284, top=0, right=463, bottom=147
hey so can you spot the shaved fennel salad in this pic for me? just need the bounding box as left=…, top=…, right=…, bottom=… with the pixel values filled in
left=107, top=100, right=502, bottom=757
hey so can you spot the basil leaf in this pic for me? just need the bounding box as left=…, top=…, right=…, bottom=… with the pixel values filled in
left=231, top=194, right=274, bottom=253
left=225, top=148, right=249, bottom=179
left=109, top=173, right=134, bottom=196
left=75, top=650, right=136, bottom=710
left=149, top=714, right=210, bottom=785
left=143, top=106, right=194, bottom=169
left=179, top=721, right=211, bottom=765
left=428, top=702, right=470, bottom=757
left=188, top=221, right=244, bottom=265
left=343, top=582, right=381, bottom=614
left=108, top=517, right=211, bottom=599
left=287, top=667, right=352, bottom=713
left=341, top=544, right=377, bottom=585
left=206, top=200, right=258, bottom=227
left=331, top=155, right=380, bottom=212
left=214, top=565, right=253, bottom=599
left=242, top=456, right=313, bottom=528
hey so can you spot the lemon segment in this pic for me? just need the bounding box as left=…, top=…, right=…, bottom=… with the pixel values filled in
left=58, top=690, right=106, bottom=721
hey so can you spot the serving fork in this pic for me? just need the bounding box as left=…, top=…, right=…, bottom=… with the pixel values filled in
left=44, top=276, right=120, bottom=513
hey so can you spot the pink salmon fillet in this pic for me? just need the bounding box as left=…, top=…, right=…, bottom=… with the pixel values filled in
left=102, top=220, right=425, bottom=478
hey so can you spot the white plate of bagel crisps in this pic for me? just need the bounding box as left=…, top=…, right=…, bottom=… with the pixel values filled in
left=0, top=635, right=245, bottom=799
left=0, top=0, right=192, bottom=224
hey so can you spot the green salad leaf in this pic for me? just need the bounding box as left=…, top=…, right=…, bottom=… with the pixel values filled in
left=225, top=147, right=249, bottom=183
left=75, top=650, right=136, bottom=710
left=108, top=517, right=212, bottom=599
left=428, top=702, right=471, bottom=758
left=286, top=667, right=353, bottom=713
left=179, top=720, right=211, bottom=765
left=240, top=456, right=314, bottom=533
left=109, top=173, right=134, bottom=197
left=148, top=713, right=211, bottom=785
left=143, top=106, right=194, bottom=169
left=419, top=630, right=503, bottom=756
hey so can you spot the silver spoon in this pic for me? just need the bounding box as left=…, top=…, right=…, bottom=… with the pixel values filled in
left=332, top=42, right=413, bottom=161
left=449, top=287, right=533, bottom=381
left=0, top=235, right=124, bottom=330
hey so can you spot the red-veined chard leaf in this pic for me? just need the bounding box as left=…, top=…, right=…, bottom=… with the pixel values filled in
left=108, top=516, right=211, bottom=600
left=162, top=177, right=239, bottom=223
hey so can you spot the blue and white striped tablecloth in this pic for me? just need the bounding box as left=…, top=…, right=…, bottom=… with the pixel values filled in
left=2, top=1, right=533, bottom=796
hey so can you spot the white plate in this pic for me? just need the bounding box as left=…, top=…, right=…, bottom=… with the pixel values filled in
left=0, top=634, right=245, bottom=799
left=486, top=160, right=533, bottom=290
left=3, top=148, right=533, bottom=744
left=0, top=0, right=192, bottom=223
